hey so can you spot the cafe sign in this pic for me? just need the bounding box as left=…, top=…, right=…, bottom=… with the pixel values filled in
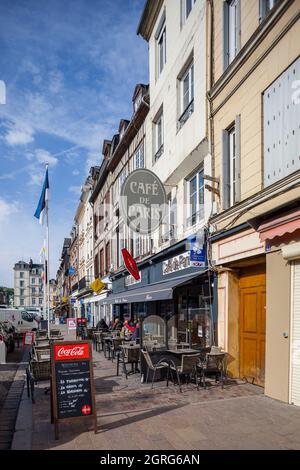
left=162, top=252, right=191, bottom=275
left=120, top=169, right=167, bottom=235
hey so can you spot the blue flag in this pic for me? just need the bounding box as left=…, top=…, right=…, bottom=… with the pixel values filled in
left=34, top=168, right=49, bottom=225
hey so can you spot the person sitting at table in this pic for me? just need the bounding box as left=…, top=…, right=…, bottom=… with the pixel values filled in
left=120, top=320, right=135, bottom=340
left=111, top=318, right=120, bottom=330
left=132, top=319, right=140, bottom=341
left=96, top=318, right=109, bottom=331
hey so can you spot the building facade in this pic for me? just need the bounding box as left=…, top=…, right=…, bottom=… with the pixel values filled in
left=207, top=0, right=300, bottom=405
left=13, top=260, right=44, bottom=311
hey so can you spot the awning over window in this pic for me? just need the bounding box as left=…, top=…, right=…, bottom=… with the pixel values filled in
left=99, top=271, right=206, bottom=305
left=257, top=207, right=300, bottom=242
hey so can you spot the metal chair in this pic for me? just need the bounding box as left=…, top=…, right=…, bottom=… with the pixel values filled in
left=141, top=349, right=170, bottom=388
left=169, top=354, right=201, bottom=392
left=198, top=352, right=227, bottom=389
left=116, top=346, right=140, bottom=379
left=111, top=337, right=123, bottom=362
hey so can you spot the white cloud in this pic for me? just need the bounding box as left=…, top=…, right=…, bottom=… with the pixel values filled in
left=72, top=169, right=80, bottom=176
left=68, top=185, right=81, bottom=195
left=4, top=123, right=34, bottom=146
left=0, top=197, right=19, bottom=223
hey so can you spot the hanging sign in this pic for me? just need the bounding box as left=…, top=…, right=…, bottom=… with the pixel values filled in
left=120, top=169, right=167, bottom=235
left=90, top=278, right=106, bottom=294
left=189, top=235, right=206, bottom=267
left=50, top=341, right=97, bottom=440
left=122, top=248, right=140, bottom=281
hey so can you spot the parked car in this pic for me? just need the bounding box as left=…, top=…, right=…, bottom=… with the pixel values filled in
left=0, top=321, right=15, bottom=353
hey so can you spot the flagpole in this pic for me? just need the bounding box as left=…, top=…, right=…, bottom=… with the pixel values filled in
left=45, top=162, right=50, bottom=339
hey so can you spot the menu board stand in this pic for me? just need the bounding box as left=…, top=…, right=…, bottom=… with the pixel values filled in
left=50, top=340, right=97, bottom=440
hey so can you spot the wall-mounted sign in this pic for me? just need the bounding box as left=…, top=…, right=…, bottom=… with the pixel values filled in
left=122, top=248, right=140, bottom=281
left=50, top=341, right=97, bottom=440
left=120, top=169, right=167, bottom=235
left=162, top=252, right=191, bottom=275
left=68, top=267, right=76, bottom=276
left=67, top=318, right=76, bottom=331
left=23, top=331, right=35, bottom=346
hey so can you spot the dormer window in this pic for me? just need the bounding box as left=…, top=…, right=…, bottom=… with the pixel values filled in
left=134, top=92, right=142, bottom=113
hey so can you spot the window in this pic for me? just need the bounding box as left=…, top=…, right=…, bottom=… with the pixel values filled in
left=118, top=224, right=125, bottom=268
left=20, top=299, right=24, bottom=306
left=223, top=0, right=241, bottom=69
left=135, top=144, right=144, bottom=169
left=119, top=169, right=127, bottom=191
left=182, top=0, right=196, bottom=24
left=31, top=278, right=35, bottom=284
left=187, top=169, right=204, bottom=226
left=105, top=242, right=111, bottom=273
left=178, top=61, right=194, bottom=129
left=153, top=108, right=164, bottom=161
left=134, top=233, right=141, bottom=258
left=160, top=194, right=176, bottom=243
left=20, top=272, right=24, bottom=278
left=156, top=19, right=166, bottom=77
left=32, top=298, right=36, bottom=306
left=222, top=116, right=241, bottom=209
left=100, top=249, right=104, bottom=277
left=39, top=298, right=43, bottom=305
left=20, top=280, right=24, bottom=287
left=20, top=289, right=24, bottom=296
left=259, top=0, right=280, bottom=21
left=32, top=287, right=36, bottom=294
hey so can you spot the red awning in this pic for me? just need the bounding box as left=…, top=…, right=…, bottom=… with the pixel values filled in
left=257, top=207, right=300, bottom=242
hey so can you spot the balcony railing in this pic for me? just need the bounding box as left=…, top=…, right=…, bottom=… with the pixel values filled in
left=160, top=225, right=176, bottom=244
left=178, top=99, right=194, bottom=131
left=186, top=207, right=204, bottom=228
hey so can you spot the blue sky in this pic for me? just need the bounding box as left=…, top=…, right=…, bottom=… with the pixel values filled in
left=0, top=0, right=148, bottom=287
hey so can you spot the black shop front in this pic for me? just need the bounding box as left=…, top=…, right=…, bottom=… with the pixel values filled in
left=101, top=238, right=217, bottom=351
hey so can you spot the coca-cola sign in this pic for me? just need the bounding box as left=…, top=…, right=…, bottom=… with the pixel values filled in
left=54, top=343, right=89, bottom=361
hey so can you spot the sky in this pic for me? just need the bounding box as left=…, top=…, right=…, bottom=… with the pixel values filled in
left=0, top=0, right=148, bottom=287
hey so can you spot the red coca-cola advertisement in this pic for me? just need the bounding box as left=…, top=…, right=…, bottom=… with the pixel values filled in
left=54, top=343, right=90, bottom=361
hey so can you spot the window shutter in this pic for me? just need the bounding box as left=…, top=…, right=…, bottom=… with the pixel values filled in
left=222, top=1, right=229, bottom=70
left=236, top=0, right=241, bottom=54
left=235, top=114, right=241, bottom=203
left=259, top=0, right=266, bottom=22
left=222, top=130, right=230, bottom=210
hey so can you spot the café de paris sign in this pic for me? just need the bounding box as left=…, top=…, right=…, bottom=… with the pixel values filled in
left=120, top=169, right=167, bottom=235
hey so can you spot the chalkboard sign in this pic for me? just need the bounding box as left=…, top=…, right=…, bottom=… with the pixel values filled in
left=50, top=341, right=97, bottom=440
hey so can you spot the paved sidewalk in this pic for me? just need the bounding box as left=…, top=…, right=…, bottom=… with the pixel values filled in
left=22, top=330, right=300, bottom=450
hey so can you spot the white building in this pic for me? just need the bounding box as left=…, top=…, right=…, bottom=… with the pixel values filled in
left=138, top=0, right=211, bottom=251
left=13, top=260, right=44, bottom=311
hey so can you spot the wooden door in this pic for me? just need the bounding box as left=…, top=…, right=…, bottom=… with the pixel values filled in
left=239, top=269, right=266, bottom=386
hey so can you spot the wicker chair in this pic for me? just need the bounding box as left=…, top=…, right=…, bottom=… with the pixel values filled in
left=169, top=354, right=201, bottom=392
left=26, top=357, right=51, bottom=404
left=111, top=337, right=123, bottom=362
left=141, top=350, right=170, bottom=388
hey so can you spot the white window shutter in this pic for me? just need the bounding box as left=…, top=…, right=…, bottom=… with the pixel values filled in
left=222, top=129, right=230, bottom=210
left=222, top=1, right=229, bottom=70
left=236, top=0, right=241, bottom=54
left=235, top=114, right=241, bottom=203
